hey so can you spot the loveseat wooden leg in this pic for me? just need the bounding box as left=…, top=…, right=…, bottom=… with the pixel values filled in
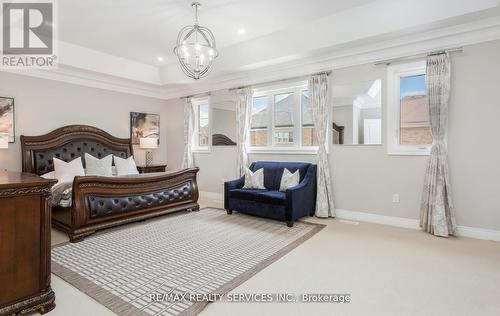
left=226, top=209, right=233, bottom=215
left=286, top=221, right=294, bottom=227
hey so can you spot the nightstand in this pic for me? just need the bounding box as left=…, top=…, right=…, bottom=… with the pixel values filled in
left=137, top=164, right=167, bottom=174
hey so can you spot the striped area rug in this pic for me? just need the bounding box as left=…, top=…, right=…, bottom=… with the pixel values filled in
left=52, top=208, right=324, bottom=316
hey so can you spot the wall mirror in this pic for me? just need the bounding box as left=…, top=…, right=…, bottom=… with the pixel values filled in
left=331, top=79, right=382, bottom=145
left=211, top=91, right=237, bottom=146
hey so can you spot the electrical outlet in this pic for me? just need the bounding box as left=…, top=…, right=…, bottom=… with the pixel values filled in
left=392, top=193, right=400, bottom=203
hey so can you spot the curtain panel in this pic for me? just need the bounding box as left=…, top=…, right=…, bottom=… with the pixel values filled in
left=420, top=53, right=457, bottom=237
left=236, top=88, right=253, bottom=176
left=181, top=98, right=196, bottom=169
left=309, top=74, right=335, bottom=218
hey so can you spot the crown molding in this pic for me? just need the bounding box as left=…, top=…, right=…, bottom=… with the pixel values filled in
left=3, top=16, right=500, bottom=100
left=2, top=66, right=168, bottom=99
left=161, top=16, right=500, bottom=99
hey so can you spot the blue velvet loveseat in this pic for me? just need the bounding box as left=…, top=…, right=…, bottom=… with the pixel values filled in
left=224, top=161, right=317, bottom=227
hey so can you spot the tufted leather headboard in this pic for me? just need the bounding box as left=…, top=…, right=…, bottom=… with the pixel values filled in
left=21, top=125, right=133, bottom=175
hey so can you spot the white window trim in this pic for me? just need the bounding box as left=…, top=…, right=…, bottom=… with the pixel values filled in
left=248, top=80, right=319, bottom=154
left=386, top=60, right=431, bottom=156
left=191, top=96, right=211, bottom=153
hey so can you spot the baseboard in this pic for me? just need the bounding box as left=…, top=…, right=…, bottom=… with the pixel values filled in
left=199, top=194, right=500, bottom=242
left=335, top=209, right=420, bottom=230
left=455, top=226, right=500, bottom=242
left=336, top=209, right=500, bottom=242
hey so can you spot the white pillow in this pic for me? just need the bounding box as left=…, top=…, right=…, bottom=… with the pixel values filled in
left=279, top=168, right=300, bottom=192
left=114, top=156, right=139, bottom=176
left=41, top=171, right=56, bottom=180
left=53, top=157, right=85, bottom=183
left=85, top=153, right=113, bottom=176
left=242, top=168, right=265, bottom=189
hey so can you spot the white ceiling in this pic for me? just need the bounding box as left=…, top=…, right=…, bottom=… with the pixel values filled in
left=10, top=0, right=500, bottom=99
left=332, top=80, right=381, bottom=108
left=59, top=0, right=376, bottom=66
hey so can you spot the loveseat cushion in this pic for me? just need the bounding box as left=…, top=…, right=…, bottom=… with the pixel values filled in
left=229, top=188, right=266, bottom=201
left=250, top=161, right=311, bottom=190
left=254, top=190, right=286, bottom=205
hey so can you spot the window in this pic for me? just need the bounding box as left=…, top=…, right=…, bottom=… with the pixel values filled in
left=192, top=97, right=210, bottom=151
left=399, top=75, right=432, bottom=145
left=274, top=92, right=294, bottom=145
left=249, top=81, right=319, bottom=153
left=387, top=61, right=431, bottom=155
left=250, top=96, right=268, bottom=147
left=198, top=103, right=209, bottom=146
left=301, top=90, right=318, bottom=146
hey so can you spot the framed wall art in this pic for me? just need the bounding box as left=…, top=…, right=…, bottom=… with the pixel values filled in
left=0, top=96, right=15, bottom=143
left=130, top=112, right=160, bottom=145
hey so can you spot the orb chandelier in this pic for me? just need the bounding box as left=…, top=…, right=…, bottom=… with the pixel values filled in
left=173, top=2, right=219, bottom=80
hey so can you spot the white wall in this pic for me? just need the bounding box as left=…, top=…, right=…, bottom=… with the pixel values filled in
left=165, top=40, right=500, bottom=231
left=333, top=105, right=354, bottom=144
left=0, top=72, right=169, bottom=171
left=212, top=108, right=237, bottom=142
left=448, top=41, right=500, bottom=230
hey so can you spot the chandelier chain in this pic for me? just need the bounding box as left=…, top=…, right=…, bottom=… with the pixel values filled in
left=192, top=2, right=200, bottom=26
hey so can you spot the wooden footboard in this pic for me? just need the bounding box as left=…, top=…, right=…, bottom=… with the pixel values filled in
left=53, top=168, right=199, bottom=242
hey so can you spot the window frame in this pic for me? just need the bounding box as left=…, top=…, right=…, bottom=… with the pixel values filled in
left=387, top=61, right=431, bottom=156
left=191, top=96, right=211, bottom=153
left=249, top=81, right=319, bottom=154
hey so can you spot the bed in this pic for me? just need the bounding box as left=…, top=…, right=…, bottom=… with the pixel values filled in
left=21, top=125, right=199, bottom=242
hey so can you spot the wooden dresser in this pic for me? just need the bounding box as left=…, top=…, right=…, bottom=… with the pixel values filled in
left=0, top=171, right=57, bottom=316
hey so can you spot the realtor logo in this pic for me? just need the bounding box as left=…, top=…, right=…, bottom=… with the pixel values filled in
left=1, top=1, right=57, bottom=68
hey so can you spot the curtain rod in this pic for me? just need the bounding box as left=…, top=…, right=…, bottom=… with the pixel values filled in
left=180, top=91, right=211, bottom=100
left=227, top=70, right=332, bottom=92
left=179, top=70, right=331, bottom=99
left=374, top=47, right=463, bottom=66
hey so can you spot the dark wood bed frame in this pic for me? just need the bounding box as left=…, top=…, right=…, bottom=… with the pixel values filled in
left=21, top=125, right=199, bottom=242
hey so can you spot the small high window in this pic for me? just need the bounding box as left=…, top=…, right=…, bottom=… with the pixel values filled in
left=387, top=61, right=431, bottom=155
left=192, top=97, right=210, bottom=151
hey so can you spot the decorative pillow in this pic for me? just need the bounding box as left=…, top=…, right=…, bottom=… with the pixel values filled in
left=40, top=171, right=56, bottom=180
left=242, top=168, right=265, bottom=189
left=279, top=168, right=300, bottom=192
left=114, top=156, right=139, bottom=176
left=53, top=157, right=85, bottom=183
left=85, top=153, right=113, bottom=176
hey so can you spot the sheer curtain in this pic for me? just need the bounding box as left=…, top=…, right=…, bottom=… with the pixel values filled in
left=181, top=98, right=196, bottom=169
left=236, top=88, right=253, bottom=176
left=309, top=73, right=335, bottom=218
left=420, top=53, right=456, bottom=236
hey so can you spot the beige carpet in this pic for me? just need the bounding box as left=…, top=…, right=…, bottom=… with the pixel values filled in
left=51, top=208, right=323, bottom=316
left=48, top=198, right=500, bottom=316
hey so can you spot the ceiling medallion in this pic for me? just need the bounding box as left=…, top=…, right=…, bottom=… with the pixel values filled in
left=173, top=2, right=219, bottom=80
